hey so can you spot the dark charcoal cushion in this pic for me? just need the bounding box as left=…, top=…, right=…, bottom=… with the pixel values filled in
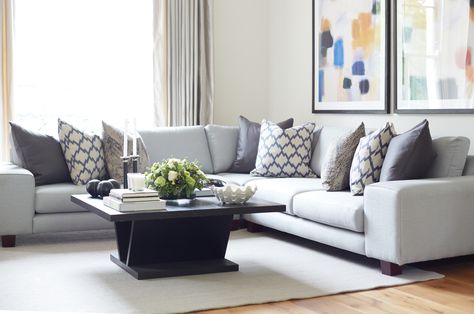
left=10, top=122, right=71, bottom=186
left=229, top=116, right=294, bottom=173
left=380, top=120, right=437, bottom=181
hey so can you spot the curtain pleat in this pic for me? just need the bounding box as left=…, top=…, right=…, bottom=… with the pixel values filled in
left=153, top=0, right=168, bottom=127
left=0, top=0, right=13, bottom=161
left=154, top=0, right=213, bottom=127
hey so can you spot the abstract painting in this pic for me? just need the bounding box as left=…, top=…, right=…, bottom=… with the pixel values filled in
left=396, top=0, right=474, bottom=113
left=312, top=0, right=389, bottom=113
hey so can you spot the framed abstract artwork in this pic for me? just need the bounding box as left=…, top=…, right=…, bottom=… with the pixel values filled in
left=312, top=0, right=389, bottom=113
left=395, top=0, right=474, bottom=113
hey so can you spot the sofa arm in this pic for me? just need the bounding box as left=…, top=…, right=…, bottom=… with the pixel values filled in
left=0, top=162, right=35, bottom=235
left=364, top=176, right=474, bottom=265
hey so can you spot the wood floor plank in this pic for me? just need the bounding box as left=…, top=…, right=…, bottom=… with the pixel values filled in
left=342, top=293, right=415, bottom=314
left=291, top=296, right=364, bottom=314
left=362, top=288, right=466, bottom=314
left=198, top=255, right=474, bottom=314
left=394, top=279, right=474, bottom=312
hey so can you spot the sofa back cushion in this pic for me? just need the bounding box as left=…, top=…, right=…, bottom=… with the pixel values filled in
left=204, top=125, right=239, bottom=173
left=426, top=136, right=470, bottom=178
left=310, top=125, right=352, bottom=177
left=463, top=155, right=474, bottom=176
left=139, top=126, right=214, bottom=174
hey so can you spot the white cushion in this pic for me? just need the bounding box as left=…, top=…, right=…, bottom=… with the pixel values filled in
left=293, top=191, right=364, bottom=232
left=246, top=178, right=324, bottom=214
left=35, top=183, right=88, bottom=214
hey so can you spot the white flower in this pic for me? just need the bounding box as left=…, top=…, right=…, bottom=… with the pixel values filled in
left=168, top=170, right=178, bottom=182
left=167, top=158, right=180, bottom=168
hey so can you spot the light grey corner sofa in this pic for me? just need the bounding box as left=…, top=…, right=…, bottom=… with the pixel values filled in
left=1, top=124, right=473, bottom=276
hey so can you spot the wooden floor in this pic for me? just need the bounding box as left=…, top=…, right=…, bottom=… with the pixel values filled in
left=198, top=255, right=474, bottom=314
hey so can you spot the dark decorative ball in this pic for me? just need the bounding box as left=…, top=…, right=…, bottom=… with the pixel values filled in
left=97, top=180, right=114, bottom=198
left=108, top=179, right=120, bottom=189
left=86, top=179, right=101, bottom=198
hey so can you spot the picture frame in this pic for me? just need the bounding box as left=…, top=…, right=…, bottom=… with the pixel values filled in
left=395, top=0, right=474, bottom=113
left=312, top=0, right=390, bottom=114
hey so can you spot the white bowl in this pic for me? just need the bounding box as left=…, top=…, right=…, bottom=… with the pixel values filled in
left=210, top=184, right=257, bottom=205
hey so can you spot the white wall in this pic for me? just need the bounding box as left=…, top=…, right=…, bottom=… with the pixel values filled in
left=214, top=0, right=474, bottom=153
left=213, top=0, right=269, bottom=126
left=266, top=0, right=474, bottom=153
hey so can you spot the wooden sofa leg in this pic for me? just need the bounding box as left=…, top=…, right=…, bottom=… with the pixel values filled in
left=380, top=260, right=402, bottom=276
left=230, top=219, right=241, bottom=231
left=246, top=221, right=264, bottom=233
left=1, top=235, right=16, bottom=248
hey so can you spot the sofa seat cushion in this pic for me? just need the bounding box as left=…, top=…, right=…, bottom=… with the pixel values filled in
left=35, top=183, right=88, bottom=214
left=215, top=173, right=265, bottom=186
left=246, top=178, right=324, bottom=214
left=292, top=191, right=364, bottom=232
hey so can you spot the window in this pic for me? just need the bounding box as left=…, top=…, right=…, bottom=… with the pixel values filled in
left=13, top=0, right=154, bottom=134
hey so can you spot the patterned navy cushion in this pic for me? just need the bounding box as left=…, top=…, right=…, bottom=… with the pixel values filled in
left=250, top=120, right=316, bottom=177
left=58, top=119, right=107, bottom=185
left=350, top=123, right=396, bottom=195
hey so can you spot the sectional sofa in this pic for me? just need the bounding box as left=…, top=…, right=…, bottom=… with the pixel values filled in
left=1, top=124, right=474, bottom=276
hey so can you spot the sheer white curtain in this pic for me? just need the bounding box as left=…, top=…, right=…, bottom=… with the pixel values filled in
left=154, top=0, right=214, bottom=127
left=0, top=0, right=214, bottom=161
left=11, top=0, right=154, bottom=136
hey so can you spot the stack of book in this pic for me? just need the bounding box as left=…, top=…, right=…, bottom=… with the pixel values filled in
left=103, top=189, right=166, bottom=212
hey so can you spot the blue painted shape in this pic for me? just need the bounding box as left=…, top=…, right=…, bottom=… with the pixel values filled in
left=343, top=77, right=352, bottom=89
left=319, top=70, right=324, bottom=102
left=359, top=79, right=370, bottom=94
left=334, top=38, right=344, bottom=68
left=352, top=61, right=365, bottom=76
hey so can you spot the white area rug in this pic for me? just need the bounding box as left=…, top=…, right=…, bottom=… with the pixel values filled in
left=0, top=230, right=443, bottom=313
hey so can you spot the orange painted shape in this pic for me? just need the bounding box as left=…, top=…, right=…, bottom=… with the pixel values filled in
left=321, top=18, right=331, bottom=32
left=358, top=13, right=372, bottom=30
left=467, top=66, right=474, bottom=83
left=352, top=19, right=360, bottom=40
left=470, top=8, right=474, bottom=21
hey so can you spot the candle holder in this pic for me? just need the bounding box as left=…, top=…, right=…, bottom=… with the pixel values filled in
left=121, top=156, right=130, bottom=189
left=130, top=155, right=140, bottom=173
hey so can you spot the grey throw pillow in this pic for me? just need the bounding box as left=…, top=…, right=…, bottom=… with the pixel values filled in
left=102, top=121, right=150, bottom=184
left=426, top=136, right=470, bottom=178
left=58, top=119, right=108, bottom=185
left=251, top=120, right=316, bottom=177
left=380, top=120, right=436, bottom=181
left=321, top=123, right=365, bottom=191
left=10, top=122, right=71, bottom=186
left=229, top=116, right=294, bottom=173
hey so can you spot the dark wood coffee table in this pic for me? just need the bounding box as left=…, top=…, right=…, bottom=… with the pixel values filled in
left=71, top=195, right=285, bottom=280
